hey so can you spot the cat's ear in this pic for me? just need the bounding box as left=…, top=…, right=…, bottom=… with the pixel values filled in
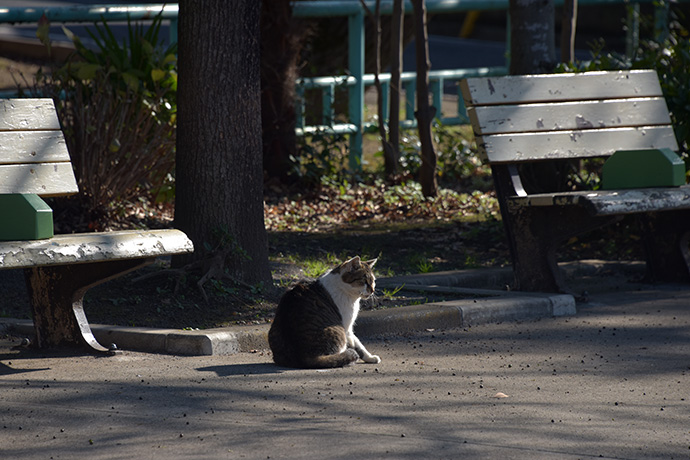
left=341, top=256, right=361, bottom=271
left=365, top=258, right=377, bottom=268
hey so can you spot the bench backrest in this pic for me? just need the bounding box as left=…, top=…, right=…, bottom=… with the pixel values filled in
left=0, top=98, right=78, bottom=197
left=460, top=70, right=679, bottom=165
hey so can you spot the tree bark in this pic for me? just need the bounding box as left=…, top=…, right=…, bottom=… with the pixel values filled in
left=361, top=0, right=399, bottom=178
left=175, top=0, right=271, bottom=285
left=561, top=0, right=578, bottom=63
left=412, top=0, right=438, bottom=197
left=387, top=0, right=404, bottom=177
left=509, top=0, right=556, bottom=75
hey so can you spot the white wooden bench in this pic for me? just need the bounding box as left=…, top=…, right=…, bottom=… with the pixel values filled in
left=460, top=70, right=690, bottom=292
left=0, top=98, right=193, bottom=352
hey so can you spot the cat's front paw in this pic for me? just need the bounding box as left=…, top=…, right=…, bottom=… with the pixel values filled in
left=363, top=354, right=381, bottom=364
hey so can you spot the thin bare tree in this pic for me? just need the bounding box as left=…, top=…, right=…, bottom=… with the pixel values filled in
left=412, top=0, right=438, bottom=197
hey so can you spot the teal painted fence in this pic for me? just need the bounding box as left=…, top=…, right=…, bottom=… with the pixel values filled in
left=0, top=1, right=681, bottom=168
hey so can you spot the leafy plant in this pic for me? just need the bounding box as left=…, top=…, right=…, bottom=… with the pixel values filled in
left=292, top=130, right=352, bottom=186
left=380, top=284, right=405, bottom=299
left=416, top=259, right=434, bottom=273
left=384, top=122, right=490, bottom=189
left=433, top=123, right=491, bottom=185
left=637, top=17, right=690, bottom=154
left=33, top=13, right=177, bottom=222
left=558, top=5, right=690, bottom=154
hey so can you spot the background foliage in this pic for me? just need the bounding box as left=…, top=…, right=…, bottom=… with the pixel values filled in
left=33, top=14, right=177, bottom=222
left=559, top=5, right=690, bottom=154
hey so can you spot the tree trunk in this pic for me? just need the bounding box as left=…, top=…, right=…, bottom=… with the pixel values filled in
left=509, top=0, right=556, bottom=75
left=412, top=0, right=438, bottom=197
left=387, top=0, right=404, bottom=177
left=561, top=0, right=578, bottom=63
left=175, top=0, right=271, bottom=285
left=361, top=0, right=399, bottom=178
left=261, top=0, right=306, bottom=183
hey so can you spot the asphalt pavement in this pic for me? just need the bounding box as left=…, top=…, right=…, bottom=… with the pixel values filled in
left=1, top=264, right=689, bottom=459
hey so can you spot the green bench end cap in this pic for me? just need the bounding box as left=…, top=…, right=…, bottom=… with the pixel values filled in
left=602, top=148, right=685, bottom=190
left=0, top=194, right=54, bottom=241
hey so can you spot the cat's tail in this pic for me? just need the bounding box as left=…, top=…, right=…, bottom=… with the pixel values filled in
left=301, top=348, right=359, bottom=369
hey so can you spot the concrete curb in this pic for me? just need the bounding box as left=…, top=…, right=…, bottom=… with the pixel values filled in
left=8, top=260, right=647, bottom=356
left=1, top=287, right=575, bottom=356
left=356, top=292, right=574, bottom=336
left=2, top=319, right=270, bottom=357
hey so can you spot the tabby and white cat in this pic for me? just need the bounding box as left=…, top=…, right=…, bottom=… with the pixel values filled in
left=268, top=256, right=381, bottom=369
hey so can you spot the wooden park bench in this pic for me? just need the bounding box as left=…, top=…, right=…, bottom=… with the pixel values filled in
left=460, top=70, right=690, bottom=292
left=0, top=98, right=194, bottom=352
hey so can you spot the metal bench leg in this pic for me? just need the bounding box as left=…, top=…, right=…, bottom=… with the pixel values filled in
left=25, top=258, right=153, bottom=352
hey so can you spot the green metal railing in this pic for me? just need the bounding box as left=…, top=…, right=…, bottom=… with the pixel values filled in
left=292, top=1, right=511, bottom=169
left=292, top=0, right=678, bottom=168
left=0, top=0, right=681, bottom=168
left=0, top=4, right=180, bottom=43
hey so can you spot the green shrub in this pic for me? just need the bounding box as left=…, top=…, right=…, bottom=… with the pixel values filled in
left=34, top=14, right=177, bottom=219
left=394, top=122, right=490, bottom=189
left=558, top=6, right=690, bottom=153
left=292, top=131, right=351, bottom=186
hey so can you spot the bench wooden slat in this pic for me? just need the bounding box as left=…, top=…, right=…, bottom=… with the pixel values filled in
left=0, top=131, right=72, bottom=164
left=0, top=99, right=61, bottom=131
left=477, top=125, right=679, bottom=163
left=510, top=186, right=690, bottom=216
left=468, top=97, right=672, bottom=135
left=460, top=70, right=663, bottom=106
left=0, top=163, right=79, bottom=196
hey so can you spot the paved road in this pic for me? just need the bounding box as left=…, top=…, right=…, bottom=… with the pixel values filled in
left=2, top=284, right=689, bottom=459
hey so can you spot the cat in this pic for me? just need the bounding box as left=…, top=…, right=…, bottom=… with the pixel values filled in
left=268, top=256, right=381, bottom=369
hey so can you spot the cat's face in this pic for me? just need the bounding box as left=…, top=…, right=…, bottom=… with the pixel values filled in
left=334, top=256, right=377, bottom=299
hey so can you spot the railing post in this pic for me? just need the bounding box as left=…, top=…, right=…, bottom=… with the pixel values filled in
left=296, top=85, right=306, bottom=131
left=457, top=85, right=469, bottom=124
left=322, top=84, right=335, bottom=125
left=431, top=78, right=442, bottom=121
left=505, top=10, right=511, bottom=70
left=169, top=17, right=178, bottom=45
left=348, top=10, right=365, bottom=171
left=654, top=1, right=670, bottom=42
left=381, top=80, right=390, bottom=128
left=625, top=3, right=640, bottom=60
left=404, top=79, right=416, bottom=124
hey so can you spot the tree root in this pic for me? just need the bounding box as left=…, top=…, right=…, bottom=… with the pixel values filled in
left=133, top=249, right=252, bottom=303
